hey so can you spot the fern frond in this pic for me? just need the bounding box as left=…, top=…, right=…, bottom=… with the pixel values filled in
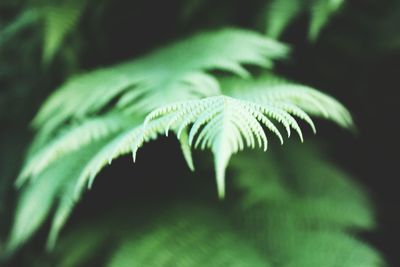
left=52, top=226, right=109, bottom=267
left=6, top=141, right=107, bottom=253
left=282, top=143, right=373, bottom=229
left=233, top=144, right=374, bottom=231
left=223, top=74, right=353, bottom=128
left=33, top=28, right=289, bottom=131
left=42, top=0, right=86, bottom=63
left=11, top=115, right=193, bottom=251
left=106, top=205, right=270, bottom=267
left=17, top=113, right=138, bottom=187
left=265, top=0, right=302, bottom=39
left=265, top=0, right=345, bottom=40
left=144, top=76, right=352, bottom=198
left=9, top=75, right=353, bottom=252
left=6, top=161, right=65, bottom=253
left=72, top=115, right=176, bottom=197
left=265, top=227, right=381, bottom=267
left=309, top=0, right=345, bottom=41
left=145, top=96, right=276, bottom=198
left=230, top=145, right=381, bottom=267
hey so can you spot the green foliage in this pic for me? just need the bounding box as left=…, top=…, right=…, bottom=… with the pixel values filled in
left=7, top=25, right=354, bottom=253
left=31, top=144, right=381, bottom=267
left=233, top=144, right=374, bottom=232
left=1, top=0, right=386, bottom=266
left=265, top=0, right=302, bottom=39
left=9, top=29, right=290, bottom=250
left=6, top=140, right=111, bottom=253
left=309, top=0, right=345, bottom=40
left=230, top=145, right=380, bottom=266
left=265, top=0, right=345, bottom=40
left=222, top=75, right=352, bottom=128
left=0, top=0, right=85, bottom=63
left=42, top=0, right=86, bottom=63
left=17, top=113, right=138, bottom=184
left=107, top=206, right=269, bottom=267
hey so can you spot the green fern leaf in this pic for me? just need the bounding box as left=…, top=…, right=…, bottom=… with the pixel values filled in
left=53, top=225, right=109, bottom=267
left=17, top=113, right=137, bottom=187
left=72, top=116, right=175, bottom=197
left=6, top=141, right=106, bottom=253
left=143, top=75, right=352, bottom=198
left=233, top=144, right=374, bottom=232
left=223, top=74, right=353, bottom=128
left=265, top=0, right=345, bottom=40
left=265, top=0, right=303, bottom=39
left=10, top=76, right=353, bottom=251
left=33, top=28, right=289, bottom=131
left=46, top=186, right=75, bottom=251
left=6, top=162, right=65, bottom=253
left=107, top=206, right=271, bottom=267
left=285, top=144, right=373, bottom=229
left=12, top=115, right=192, bottom=250
left=230, top=145, right=381, bottom=267
left=42, top=0, right=86, bottom=63
left=309, top=0, right=345, bottom=41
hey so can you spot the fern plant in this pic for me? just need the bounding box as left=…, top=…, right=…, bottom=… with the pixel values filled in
left=8, top=27, right=351, bottom=252
left=0, top=0, right=385, bottom=266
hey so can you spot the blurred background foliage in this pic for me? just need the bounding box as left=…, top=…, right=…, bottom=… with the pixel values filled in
left=0, top=0, right=399, bottom=266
